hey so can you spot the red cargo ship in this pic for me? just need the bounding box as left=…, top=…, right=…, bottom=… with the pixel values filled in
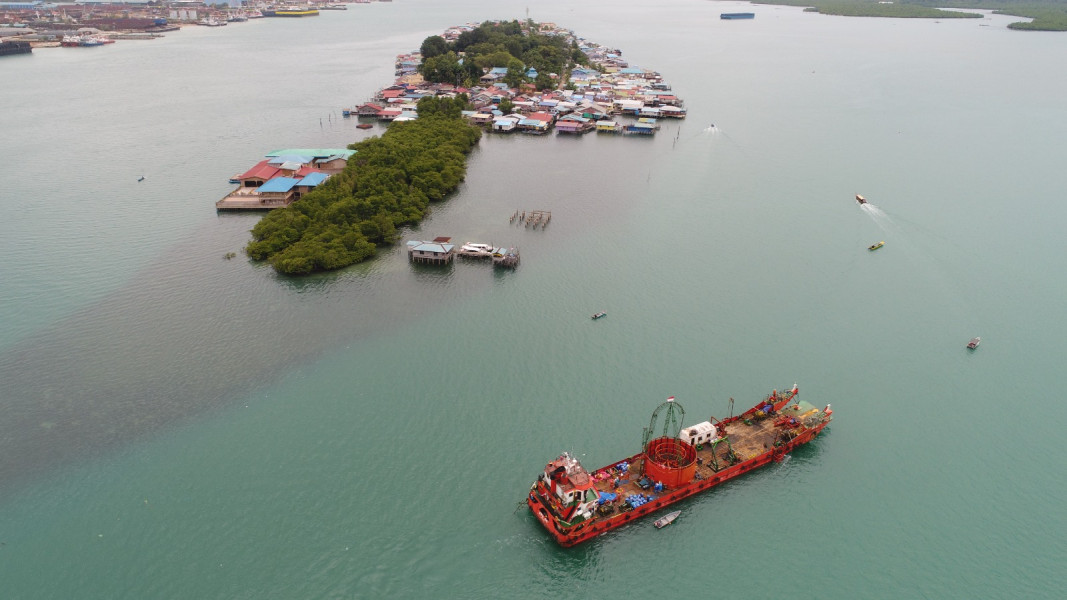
left=527, top=385, right=832, bottom=547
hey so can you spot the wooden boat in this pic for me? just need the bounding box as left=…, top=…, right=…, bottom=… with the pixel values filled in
left=654, top=510, right=681, bottom=529
left=356, top=123, right=373, bottom=129
left=868, top=241, right=884, bottom=251
left=967, top=337, right=981, bottom=350
left=527, top=385, right=832, bottom=547
left=856, top=194, right=867, bottom=204
left=592, top=312, right=607, bottom=320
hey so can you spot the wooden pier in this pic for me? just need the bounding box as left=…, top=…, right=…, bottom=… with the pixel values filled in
left=492, top=246, right=520, bottom=268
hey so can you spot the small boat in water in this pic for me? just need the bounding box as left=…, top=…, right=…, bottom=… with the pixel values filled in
left=856, top=194, right=867, bottom=205
left=137, top=175, right=145, bottom=182
left=592, top=312, right=607, bottom=320
left=868, top=241, right=884, bottom=251
left=654, top=510, right=681, bottom=529
left=967, top=337, right=981, bottom=350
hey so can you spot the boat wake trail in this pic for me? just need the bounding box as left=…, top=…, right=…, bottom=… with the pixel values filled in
left=861, top=203, right=896, bottom=235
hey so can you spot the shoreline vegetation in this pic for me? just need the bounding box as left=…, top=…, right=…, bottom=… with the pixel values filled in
left=751, top=0, right=1067, bottom=31
left=246, top=97, right=480, bottom=275
left=247, top=20, right=592, bottom=276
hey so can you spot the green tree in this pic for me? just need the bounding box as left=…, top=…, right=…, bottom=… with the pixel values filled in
left=247, top=114, right=482, bottom=275
left=420, top=35, right=449, bottom=58
left=419, top=52, right=462, bottom=84
left=504, top=64, right=526, bottom=89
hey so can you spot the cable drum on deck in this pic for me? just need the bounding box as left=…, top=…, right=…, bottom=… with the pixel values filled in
left=644, top=436, right=697, bottom=487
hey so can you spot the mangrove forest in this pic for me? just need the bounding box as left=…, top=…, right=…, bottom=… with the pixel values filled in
left=246, top=96, right=481, bottom=275
left=759, top=0, right=1067, bottom=30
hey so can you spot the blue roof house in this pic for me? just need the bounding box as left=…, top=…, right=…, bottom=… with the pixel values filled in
left=256, top=177, right=301, bottom=207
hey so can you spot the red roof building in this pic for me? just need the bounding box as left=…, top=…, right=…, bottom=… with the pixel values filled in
left=235, top=160, right=281, bottom=188
left=528, top=111, right=555, bottom=123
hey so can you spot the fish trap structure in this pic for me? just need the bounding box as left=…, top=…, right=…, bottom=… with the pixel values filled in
left=510, top=209, right=552, bottom=229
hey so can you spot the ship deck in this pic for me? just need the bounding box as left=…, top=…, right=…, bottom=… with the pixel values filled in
left=589, top=401, right=822, bottom=510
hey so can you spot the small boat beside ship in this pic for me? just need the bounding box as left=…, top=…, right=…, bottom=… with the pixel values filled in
left=868, top=241, right=885, bottom=251
left=527, top=385, right=832, bottom=547
left=654, top=510, right=681, bottom=529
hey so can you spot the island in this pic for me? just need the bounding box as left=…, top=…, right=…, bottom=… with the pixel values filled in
left=245, top=20, right=686, bottom=275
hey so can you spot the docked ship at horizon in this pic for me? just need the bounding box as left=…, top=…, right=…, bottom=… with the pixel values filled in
left=527, top=385, right=832, bottom=547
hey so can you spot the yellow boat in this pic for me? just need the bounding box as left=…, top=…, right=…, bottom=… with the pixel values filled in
left=868, top=241, right=885, bottom=251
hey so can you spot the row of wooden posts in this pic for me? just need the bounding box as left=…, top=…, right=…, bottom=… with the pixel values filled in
left=510, top=209, right=552, bottom=229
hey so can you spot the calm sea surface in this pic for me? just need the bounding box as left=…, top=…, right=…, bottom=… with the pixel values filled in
left=2, top=1, right=1065, bottom=597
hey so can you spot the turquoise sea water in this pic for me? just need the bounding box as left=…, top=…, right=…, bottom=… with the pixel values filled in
left=2, top=2, right=1066, bottom=597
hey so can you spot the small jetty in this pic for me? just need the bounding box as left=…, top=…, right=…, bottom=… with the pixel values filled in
left=406, top=236, right=455, bottom=265
left=492, top=246, right=520, bottom=268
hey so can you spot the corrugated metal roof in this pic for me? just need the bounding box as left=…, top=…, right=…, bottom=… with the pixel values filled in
left=297, top=172, right=328, bottom=187
left=269, top=155, right=313, bottom=166
left=266, top=149, right=355, bottom=159
left=410, top=242, right=454, bottom=253
left=258, top=177, right=300, bottom=193
left=237, top=160, right=279, bottom=181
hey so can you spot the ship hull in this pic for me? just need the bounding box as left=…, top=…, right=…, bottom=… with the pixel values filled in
left=527, top=392, right=830, bottom=547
